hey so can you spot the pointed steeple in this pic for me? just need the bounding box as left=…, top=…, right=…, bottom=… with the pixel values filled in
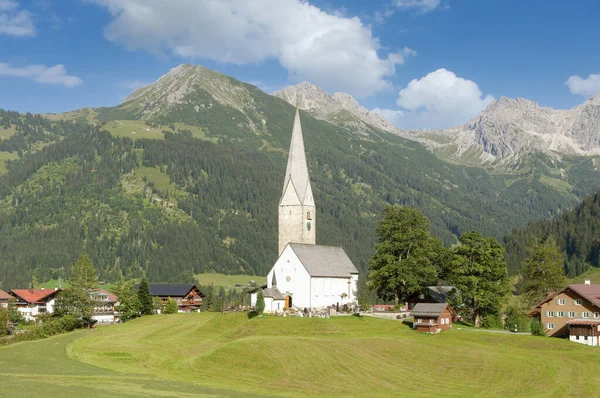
left=280, top=107, right=313, bottom=206
left=272, top=271, right=277, bottom=288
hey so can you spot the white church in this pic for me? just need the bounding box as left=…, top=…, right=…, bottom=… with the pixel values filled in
left=252, top=106, right=359, bottom=313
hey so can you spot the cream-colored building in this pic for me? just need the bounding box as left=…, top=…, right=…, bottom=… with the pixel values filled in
left=252, top=107, right=358, bottom=313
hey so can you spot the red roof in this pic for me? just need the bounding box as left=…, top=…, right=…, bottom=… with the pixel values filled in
left=0, top=289, right=12, bottom=300
left=11, top=289, right=59, bottom=304
left=531, top=284, right=600, bottom=316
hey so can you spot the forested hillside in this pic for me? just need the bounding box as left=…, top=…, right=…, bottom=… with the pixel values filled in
left=1, top=65, right=600, bottom=289
left=505, top=189, right=600, bottom=277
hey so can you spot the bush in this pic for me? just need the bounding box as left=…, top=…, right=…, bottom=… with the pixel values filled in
left=163, top=297, right=179, bottom=314
left=255, top=291, right=265, bottom=314
left=504, top=306, right=531, bottom=332
left=530, top=317, right=546, bottom=336
left=481, top=314, right=503, bottom=329
left=247, top=311, right=259, bottom=319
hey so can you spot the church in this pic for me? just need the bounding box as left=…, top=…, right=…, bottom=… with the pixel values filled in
left=252, top=106, right=359, bottom=313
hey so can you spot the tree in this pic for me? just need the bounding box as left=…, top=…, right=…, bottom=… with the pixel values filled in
left=520, top=237, right=567, bottom=307
left=138, top=277, right=154, bottom=316
left=448, top=231, right=510, bottom=327
left=0, top=307, right=9, bottom=336
left=255, top=290, right=265, bottom=314
left=163, top=297, right=179, bottom=314
left=53, top=254, right=98, bottom=325
left=114, top=281, right=139, bottom=322
left=368, top=205, right=447, bottom=305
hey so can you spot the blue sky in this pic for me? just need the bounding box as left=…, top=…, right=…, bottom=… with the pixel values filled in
left=1, top=0, right=599, bottom=129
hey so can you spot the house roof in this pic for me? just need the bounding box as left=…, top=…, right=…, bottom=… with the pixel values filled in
left=0, top=289, right=12, bottom=301
left=11, top=289, right=59, bottom=304
left=411, top=303, right=453, bottom=318
left=532, top=284, right=600, bottom=313
left=134, top=283, right=202, bottom=297
left=566, top=319, right=600, bottom=326
left=427, top=286, right=454, bottom=303
left=90, top=288, right=118, bottom=303
left=289, top=243, right=359, bottom=277
left=262, top=287, right=285, bottom=300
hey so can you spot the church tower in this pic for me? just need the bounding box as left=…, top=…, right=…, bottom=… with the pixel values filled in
left=278, top=106, right=316, bottom=255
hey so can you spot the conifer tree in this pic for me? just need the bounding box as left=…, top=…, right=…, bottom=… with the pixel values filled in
left=520, top=237, right=567, bottom=307
left=138, top=277, right=154, bottom=316
left=255, top=290, right=265, bottom=314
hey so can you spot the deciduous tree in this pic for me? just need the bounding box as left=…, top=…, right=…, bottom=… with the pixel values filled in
left=368, top=205, right=447, bottom=305
left=163, top=297, right=179, bottom=314
left=448, top=231, right=510, bottom=327
left=520, top=237, right=567, bottom=307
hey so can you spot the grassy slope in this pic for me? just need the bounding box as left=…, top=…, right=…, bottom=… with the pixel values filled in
left=20, top=313, right=593, bottom=397
left=0, top=151, right=17, bottom=175
left=196, top=272, right=266, bottom=290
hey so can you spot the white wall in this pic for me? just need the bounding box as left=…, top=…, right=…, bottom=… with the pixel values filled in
left=268, top=245, right=311, bottom=308
left=569, top=334, right=598, bottom=346
left=310, top=277, right=356, bottom=309
left=17, top=298, right=55, bottom=322
left=93, top=314, right=115, bottom=324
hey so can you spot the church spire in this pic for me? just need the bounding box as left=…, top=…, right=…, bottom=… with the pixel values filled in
left=280, top=107, right=314, bottom=206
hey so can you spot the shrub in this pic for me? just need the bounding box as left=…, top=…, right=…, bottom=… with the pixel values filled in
left=255, top=291, right=265, bottom=314
left=481, top=314, right=503, bottom=329
left=530, top=317, right=546, bottom=336
left=163, top=298, right=179, bottom=314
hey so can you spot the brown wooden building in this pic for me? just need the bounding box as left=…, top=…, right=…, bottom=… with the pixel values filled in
left=143, top=284, right=204, bottom=312
left=411, top=303, right=455, bottom=333
left=531, top=281, right=600, bottom=343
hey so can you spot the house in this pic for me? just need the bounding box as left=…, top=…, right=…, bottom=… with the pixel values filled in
left=10, top=288, right=60, bottom=321
left=0, top=289, right=12, bottom=308
left=530, top=280, right=600, bottom=345
left=253, top=107, right=359, bottom=313
left=411, top=303, right=455, bottom=333
left=408, top=285, right=455, bottom=309
left=136, top=284, right=204, bottom=312
left=89, top=288, right=118, bottom=324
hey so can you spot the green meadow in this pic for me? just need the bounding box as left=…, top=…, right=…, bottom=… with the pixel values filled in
left=195, top=272, right=266, bottom=290
left=0, top=151, right=17, bottom=175
left=2, top=313, right=600, bottom=397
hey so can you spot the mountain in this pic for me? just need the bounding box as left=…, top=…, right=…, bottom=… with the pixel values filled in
left=437, top=94, right=600, bottom=165
left=1, top=63, right=600, bottom=289
left=273, top=82, right=399, bottom=136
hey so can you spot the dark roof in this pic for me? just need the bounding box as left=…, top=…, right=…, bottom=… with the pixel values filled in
left=134, top=283, right=202, bottom=297
left=289, top=243, right=359, bottom=277
left=411, top=303, right=453, bottom=318
left=427, top=286, right=454, bottom=303
left=262, top=287, right=285, bottom=300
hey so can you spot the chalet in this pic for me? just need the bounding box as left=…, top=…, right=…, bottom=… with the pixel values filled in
left=136, top=284, right=204, bottom=312
left=411, top=303, right=455, bottom=333
left=531, top=280, right=600, bottom=345
left=90, top=289, right=118, bottom=324
left=10, top=288, right=60, bottom=321
left=0, top=289, right=12, bottom=308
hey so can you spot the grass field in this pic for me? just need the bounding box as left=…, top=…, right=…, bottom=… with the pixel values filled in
left=571, top=266, right=600, bottom=284
left=3, top=313, right=600, bottom=397
left=0, top=151, right=17, bottom=175
left=104, top=120, right=167, bottom=140
left=195, top=273, right=265, bottom=289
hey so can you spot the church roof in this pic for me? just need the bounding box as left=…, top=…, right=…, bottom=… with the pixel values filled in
left=280, top=108, right=314, bottom=206
left=263, top=287, right=285, bottom=300
left=289, top=243, right=359, bottom=277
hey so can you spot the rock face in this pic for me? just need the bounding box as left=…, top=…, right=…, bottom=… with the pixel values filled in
left=273, top=82, right=398, bottom=135
left=445, top=94, right=600, bottom=161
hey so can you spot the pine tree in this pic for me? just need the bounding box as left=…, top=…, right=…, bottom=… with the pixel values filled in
left=138, top=277, right=154, bottom=316
left=520, top=237, right=567, bottom=307
left=255, top=290, right=265, bottom=314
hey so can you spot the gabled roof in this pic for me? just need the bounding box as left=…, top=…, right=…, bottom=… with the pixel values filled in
left=262, top=287, right=285, bottom=300
left=134, top=283, right=203, bottom=297
left=289, top=243, right=359, bottom=277
left=411, top=303, right=454, bottom=318
left=90, top=288, right=118, bottom=303
left=532, top=284, right=600, bottom=312
left=0, top=289, right=12, bottom=301
left=11, top=289, right=59, bottom=304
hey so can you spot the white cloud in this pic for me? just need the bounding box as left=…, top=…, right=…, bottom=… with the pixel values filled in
left=93, top=0, right=413, bottom=98
left=0, top=0, right=35, bottom=36
left=566, top=74, right=600, bottom=97
left=394, top=0, right=442, bottom=13
left=374, top=68, right=494, bottom=129
left=0, top=62, right=82, bottom=87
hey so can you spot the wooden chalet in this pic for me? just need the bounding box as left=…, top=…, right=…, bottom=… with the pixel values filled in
left=411, top=303, right=455, bottom=334
left=136, top=284, right=204, bottom=312
left=0, top=289, right=12, bottom=308
left=530, top=281, right=600, bottom=345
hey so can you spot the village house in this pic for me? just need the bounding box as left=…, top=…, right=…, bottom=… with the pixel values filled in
left=0, top=289, right=12, bottom=308
left=10, top=288, right=60, bottom=322
left=252, top=106, right=359, bottom=313
left=136, top=284, right=204, bottom=312
left=531, top=280, right=600, bottom=346
left=411, top=303, right=455, bottom=333
left=90, top=288, right=118, bottom=324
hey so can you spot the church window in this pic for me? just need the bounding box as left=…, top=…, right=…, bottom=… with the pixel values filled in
left=307, top=211, right=312, bottom=220
left=289, top=210, right=292, bottom=215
